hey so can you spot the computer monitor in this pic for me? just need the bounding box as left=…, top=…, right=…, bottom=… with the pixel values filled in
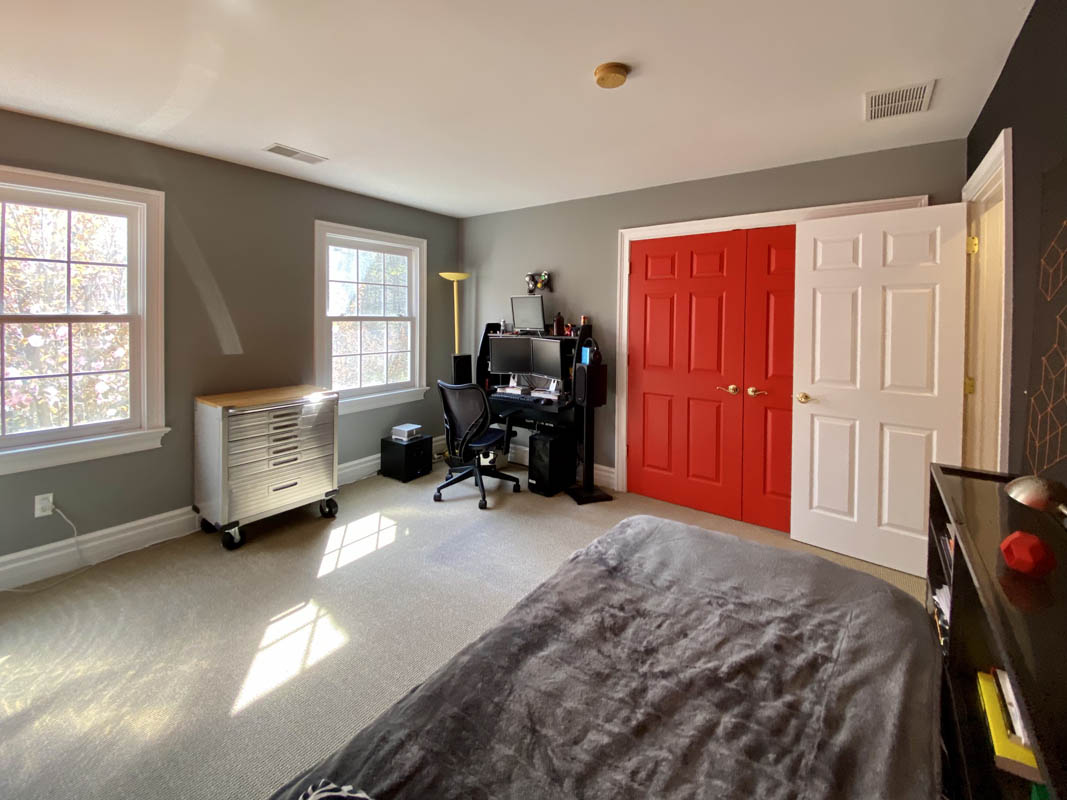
left=489, top=336, right=531, bottom=374
left=511, top=295, right=545, bottom=332
left=530, top=337, right=564, bottom=380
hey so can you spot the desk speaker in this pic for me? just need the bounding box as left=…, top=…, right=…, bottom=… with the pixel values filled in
left=574, top=363, right=607, bottom=408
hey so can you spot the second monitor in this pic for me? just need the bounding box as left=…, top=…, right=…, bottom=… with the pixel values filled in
left=530, top=337, right=564, bottom=379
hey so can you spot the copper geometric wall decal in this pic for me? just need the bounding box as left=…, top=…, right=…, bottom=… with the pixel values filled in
left=1039, top=220, right=1067, bottom=301
left=1028, top=304, right=1067, bottom=474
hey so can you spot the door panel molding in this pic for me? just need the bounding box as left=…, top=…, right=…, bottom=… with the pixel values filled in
left=616, top=195, right=928, bottom=492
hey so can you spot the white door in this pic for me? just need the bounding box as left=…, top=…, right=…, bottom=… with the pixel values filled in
left=791, top=204, right=967, bottom=576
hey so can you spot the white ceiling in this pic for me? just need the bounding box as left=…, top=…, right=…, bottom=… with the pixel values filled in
left=0, top=0, right=1033, bottom=217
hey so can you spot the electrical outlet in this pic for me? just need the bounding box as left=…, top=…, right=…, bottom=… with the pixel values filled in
left=34, top=493, right=53, bottom=518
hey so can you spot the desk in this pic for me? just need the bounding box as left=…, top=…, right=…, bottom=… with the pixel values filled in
left=489, top=393, right=582, bottom=446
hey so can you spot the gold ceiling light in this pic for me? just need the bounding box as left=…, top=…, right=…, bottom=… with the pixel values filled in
left=594, top=62, right=630, bottom=89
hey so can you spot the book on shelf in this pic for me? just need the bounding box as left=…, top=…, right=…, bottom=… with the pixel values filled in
left=977, top=670, right=1042, bottom=784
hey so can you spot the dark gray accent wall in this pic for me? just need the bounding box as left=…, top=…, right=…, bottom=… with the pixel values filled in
left=461, top=140, right=966, bottom=467
left=968, top=0, right=1066, bottom=476
left=0, top=109, right=458, bottom=557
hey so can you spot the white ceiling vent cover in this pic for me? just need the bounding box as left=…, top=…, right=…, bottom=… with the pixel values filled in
left=864, top=80, right=936, bottom=121
left=264, top=143, right=328, bottom=165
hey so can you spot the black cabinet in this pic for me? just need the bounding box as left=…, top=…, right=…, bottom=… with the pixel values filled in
left=929, top=464, right=1066, bottom=800
left=380, top=435, right=433, bottom=482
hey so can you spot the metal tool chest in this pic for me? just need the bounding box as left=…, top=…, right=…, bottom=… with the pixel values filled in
left=194, top=385, right=339, bottom=549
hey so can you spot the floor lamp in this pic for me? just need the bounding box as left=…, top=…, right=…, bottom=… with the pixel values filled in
left=439, top=272, right=472, bottom=383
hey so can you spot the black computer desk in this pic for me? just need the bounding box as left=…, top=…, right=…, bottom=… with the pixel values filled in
left=488, top=392, right=583, bottom=452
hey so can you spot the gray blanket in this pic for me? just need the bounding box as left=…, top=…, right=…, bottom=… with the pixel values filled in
left=271, top=515, right=940, bottom=800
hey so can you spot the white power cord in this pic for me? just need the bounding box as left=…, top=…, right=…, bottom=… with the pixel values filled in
left=3, top=505, right=94, bottom=594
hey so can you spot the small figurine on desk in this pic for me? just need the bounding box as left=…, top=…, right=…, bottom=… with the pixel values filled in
left=564, top=323, right=574, bottom=336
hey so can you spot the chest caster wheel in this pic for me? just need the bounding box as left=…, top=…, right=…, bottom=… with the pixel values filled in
left=221, top=527, right=243, bottom=550
left=319, top=498, right=339, bottom=518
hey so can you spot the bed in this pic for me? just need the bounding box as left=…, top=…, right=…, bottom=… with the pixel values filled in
left=270, top=515, right=940, bottom=800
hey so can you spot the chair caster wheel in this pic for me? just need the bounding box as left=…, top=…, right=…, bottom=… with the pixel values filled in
left=478, top=499, right=488, bottom=510
left=446, top=473, right=453, bottom=480
left=200, top=518, right=217, bottom=533
left=221, top=527, right=243, bottom=550
left=433, top=492, right=442, bottom=502
left=319, top=498, right=338, bottom=518
left=512, top=483, right=520, bottom=493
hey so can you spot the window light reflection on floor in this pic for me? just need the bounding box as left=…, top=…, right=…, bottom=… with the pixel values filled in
left=230, top=599, right=348, bottom=715
left=317, top=512, right=399, bottom=578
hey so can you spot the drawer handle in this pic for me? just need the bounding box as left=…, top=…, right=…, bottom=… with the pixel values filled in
left=271, top=444, right=299, bottom=456
left=270, top=409, right=300, bottom=420
left=271, top=455, right=299, bottom=467
left=271, top=421, right=298, bottom=431
left=272, top=480, right=299, bottom=492
left=272, top=433, right=298, bottom=443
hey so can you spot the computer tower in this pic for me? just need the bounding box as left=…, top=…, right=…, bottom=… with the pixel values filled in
left=527, top=431, right=576, bottom=496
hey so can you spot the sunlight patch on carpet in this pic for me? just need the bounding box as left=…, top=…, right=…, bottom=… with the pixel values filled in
left=317, top=512, right=399, bottom=578
left=231, top=599, right=348, bottom=715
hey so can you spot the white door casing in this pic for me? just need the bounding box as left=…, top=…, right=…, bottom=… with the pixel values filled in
left=791, top=204, right=967, bottom=576
left=961, top=128, right=1013, bottom=472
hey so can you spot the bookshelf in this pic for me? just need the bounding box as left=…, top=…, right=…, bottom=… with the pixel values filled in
left=929, top=465, right=1066, bottom=800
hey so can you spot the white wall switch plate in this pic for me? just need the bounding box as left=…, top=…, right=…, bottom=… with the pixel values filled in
left=34, top=493, right=53, bottom=518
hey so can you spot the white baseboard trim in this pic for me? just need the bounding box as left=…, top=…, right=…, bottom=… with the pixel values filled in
left=507, top=444, right=618, bottom=491
left=0, top=507, right=198, bottom=591
left=338, top=434, right=447, bottom=486
left=337, top=437, right=619, bottom=491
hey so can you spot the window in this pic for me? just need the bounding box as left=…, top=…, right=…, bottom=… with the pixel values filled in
left=314, top=221, right=427, bottom=414
left=0, top=165, right=166, bottom=475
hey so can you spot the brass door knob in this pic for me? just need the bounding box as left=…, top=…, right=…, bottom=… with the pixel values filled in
left=746, top=386, right=768, bottom=397
left=796, top=392, right=812, bottom=404
left=716, top=384, right=739, bottom=395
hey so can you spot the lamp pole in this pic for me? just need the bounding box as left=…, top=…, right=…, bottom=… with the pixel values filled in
left=438, top=272, right=470, bottom=353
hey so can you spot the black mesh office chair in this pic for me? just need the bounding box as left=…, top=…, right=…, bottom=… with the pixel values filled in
left=435, top=381, right=520, bottom=509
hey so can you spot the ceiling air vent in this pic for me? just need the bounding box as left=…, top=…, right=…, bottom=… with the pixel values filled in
left=863, top=80, right=936, bottom=121
left=264, top=143, right=328, bottom=165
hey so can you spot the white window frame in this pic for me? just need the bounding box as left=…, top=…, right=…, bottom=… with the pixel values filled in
left=0, top=165, right=167, bottom=476
left=314, top=220, right=428, bottom=415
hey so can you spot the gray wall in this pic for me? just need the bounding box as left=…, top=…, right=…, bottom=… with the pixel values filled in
left=461, top=140, right=967, bottom=467
left=0, top=109, right=458, bottom=557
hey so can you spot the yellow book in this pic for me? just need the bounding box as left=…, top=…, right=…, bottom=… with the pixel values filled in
left=976, top=671, right=1042, bottom=783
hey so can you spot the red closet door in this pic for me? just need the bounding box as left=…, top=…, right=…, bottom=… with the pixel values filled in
left=627, top=231, right=747, bottom=516
left=741, top=225, right=795, bottom=532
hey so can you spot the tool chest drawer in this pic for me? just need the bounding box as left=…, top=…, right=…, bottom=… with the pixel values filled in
left=194, top=386, right=339, bottom=550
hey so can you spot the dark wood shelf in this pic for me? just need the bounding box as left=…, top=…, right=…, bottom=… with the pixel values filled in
left=929, top=464, right=1065, bottom=800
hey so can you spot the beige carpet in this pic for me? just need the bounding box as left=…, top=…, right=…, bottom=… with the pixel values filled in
left=0, top=464, right=923, bottom=799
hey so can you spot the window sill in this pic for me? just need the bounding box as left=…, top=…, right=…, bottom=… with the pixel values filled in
left=0, top=427, right=171, bottom=476
left=338, top=386, right=429, bottom=415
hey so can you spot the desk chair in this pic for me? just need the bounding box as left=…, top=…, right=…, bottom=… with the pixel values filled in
left=435, top=381, right=520, bottom=509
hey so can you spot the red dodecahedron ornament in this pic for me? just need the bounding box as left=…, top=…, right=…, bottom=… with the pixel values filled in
left=1000, top=531, right=1057, bottom=577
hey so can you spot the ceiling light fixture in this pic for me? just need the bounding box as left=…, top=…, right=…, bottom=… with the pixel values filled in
left=594, top=62, right=630, bottom=89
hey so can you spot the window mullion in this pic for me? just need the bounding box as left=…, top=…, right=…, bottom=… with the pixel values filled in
left=66, top=209, right=73, bottom=429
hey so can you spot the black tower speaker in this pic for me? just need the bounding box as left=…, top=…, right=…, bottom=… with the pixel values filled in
left=451, top=353, right=473, bottom=384
left=527, top=431, right=576, bottom=496
left=574, top=363, right=607, bottom=408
